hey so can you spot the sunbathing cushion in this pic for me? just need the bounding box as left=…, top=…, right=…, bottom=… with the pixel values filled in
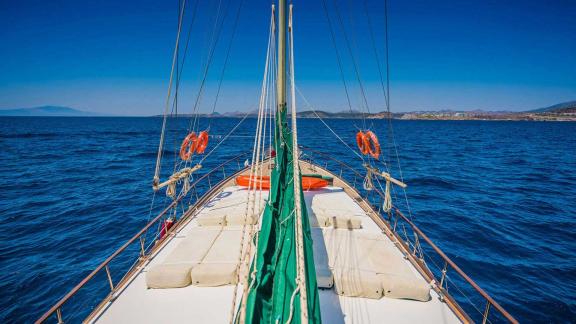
left=312, top=229, right=333, bottom=288
left=196, top=211, right=227, bottom=226
left=333, top=268, right=383, bottom=299
left=313, top=207, right=362, bottom=229
left=309, top=206, right=331, bottom=228
left=329, top=216, right=362, bottom=229
left=379, top=273, right=431, bottom=301
left=190, top=263, right=238, bottom=286
left=164, top=228, right=221, bottom=264
left=226, top=212, right=260, bottom=226
left=146, top=263, right=193, bottom=289
left=202, top=230, right=244, bottom=264
left=311, top=192, right=364, bottom=215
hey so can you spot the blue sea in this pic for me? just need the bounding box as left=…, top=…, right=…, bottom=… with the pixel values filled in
left=0, top=117, right=575, bottom=323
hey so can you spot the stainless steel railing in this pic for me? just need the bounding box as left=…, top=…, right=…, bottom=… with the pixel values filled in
left=36, top=152, right=250, bottom=323
left=299, top=145, right=517, bottom=323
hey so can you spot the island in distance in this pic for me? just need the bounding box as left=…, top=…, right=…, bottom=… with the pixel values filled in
left=172, top=100, right=576, bottom=121
left=2, top=101, right=575, bottom=121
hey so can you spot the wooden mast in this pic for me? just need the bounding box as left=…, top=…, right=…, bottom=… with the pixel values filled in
left=277, top=0, right=286, bottom=117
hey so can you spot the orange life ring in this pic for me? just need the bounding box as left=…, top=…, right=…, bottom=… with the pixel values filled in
left=364, top=130, right=381, bottom=159
left=195, top=131, right=209, bottom=154
left=179, top=132, right=198, bottom=161
left=356, top=131, right=369, bottom=155
left=236, top=175, right=328, bottom=190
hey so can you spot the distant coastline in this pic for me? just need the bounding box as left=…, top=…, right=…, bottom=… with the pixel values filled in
left=2, top=101, right=575, bottom=121
left=164, top=100, right=576, bottom=122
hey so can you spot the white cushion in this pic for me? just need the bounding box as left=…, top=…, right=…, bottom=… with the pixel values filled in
left=312, top=229, right=333, bottom=288
left=379, top=274, right=431, bottom=301
left=333, top=268, right=383, bottom=299
left=308, top=205, right=331, bottom=228
left=196, top=213, right=226, bottom=226
left=226, top=211, right=260, bottom=226
left=191, top=263, right=238, bottom=286
left=164, top=228, right=221, bottom=264
left=329, top=216, right=362, bottom=229
left=146, top=264, right=194, bottom=288
left=311, top=207, right=362, bottom=229
left=202, top=230, right=244, bottom=264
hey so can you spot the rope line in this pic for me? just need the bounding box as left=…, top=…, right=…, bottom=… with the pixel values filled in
left=154, top=0, right=188, bottom=185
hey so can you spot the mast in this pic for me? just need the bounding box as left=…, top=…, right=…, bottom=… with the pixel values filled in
left=277, top=0, right=286, bottom=117
left=242, top=1, right=321, bottom=322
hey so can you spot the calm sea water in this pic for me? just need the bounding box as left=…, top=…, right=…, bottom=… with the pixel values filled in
left=0, top=117, right=575, bottom=323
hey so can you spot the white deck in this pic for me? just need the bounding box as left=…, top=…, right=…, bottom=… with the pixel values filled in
left=90, top=185, right=461, bottom=324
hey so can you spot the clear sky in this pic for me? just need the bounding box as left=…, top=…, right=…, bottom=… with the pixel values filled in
left=0, top=0, right=574, bottom=115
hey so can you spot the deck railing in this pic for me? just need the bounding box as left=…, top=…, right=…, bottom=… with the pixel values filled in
left=36, top=152, right=250, bottom=324
left=299, top=145, right=518, bottom=324
left=37, top=146, right=517, bottom=323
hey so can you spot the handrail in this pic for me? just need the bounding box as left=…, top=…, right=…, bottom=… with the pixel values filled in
left=393, top=208, right=518, bottom=323
left=300, top=146, right=518, bottom=323
left=36, top=152, right=249, bottom=323
left=299, top=145, right=365, bottom=179
left=38, top=147, right=518, bottom=323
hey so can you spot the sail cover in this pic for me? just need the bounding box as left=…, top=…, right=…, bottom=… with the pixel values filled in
left=242, top=106, right=322, bottom=323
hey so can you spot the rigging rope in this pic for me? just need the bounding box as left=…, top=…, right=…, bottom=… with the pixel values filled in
left=319, top=0, right=355, bottom=117
left=330, top=0, right=372, bottom=128
left=295, top=87, right=365, bottom=162
left=186, top=0, right=232, bottom=141
left=154, top=0, right=188, bottom=186
left=287, top=4, right=308, bottom=322
left=229, top=8, right=275, bottom=323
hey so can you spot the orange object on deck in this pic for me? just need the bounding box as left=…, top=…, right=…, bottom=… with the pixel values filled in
left=236, top=175, right=328, bottom=190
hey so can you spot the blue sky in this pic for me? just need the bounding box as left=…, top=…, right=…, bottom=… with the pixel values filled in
left=0, top=0, right=574, bottom=115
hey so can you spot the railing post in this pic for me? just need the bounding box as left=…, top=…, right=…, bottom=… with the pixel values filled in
left=208, top=174, right=212, bottom=189
left=105, top=265, right=114, bottom=292
left=56, top=308, right=63, bottom=324
left=139, top=236, right=146, bottom=258
left=440, top=261, right=448, bottom=289
left=482, top=301, right=491, bottom=324
left=222, top=166, right=226, bottom=178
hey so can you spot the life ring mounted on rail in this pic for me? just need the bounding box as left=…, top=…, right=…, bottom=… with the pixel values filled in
left=195, top=131, right=209, bottom=154
left=179, top=130, right=209, bottom=161
left=356, top=130, right=381, bottom=159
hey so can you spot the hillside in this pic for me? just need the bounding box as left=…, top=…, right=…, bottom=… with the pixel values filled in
left=0, top=106, right=99, bottom=116
left=527, top=100, right=576, bottom=113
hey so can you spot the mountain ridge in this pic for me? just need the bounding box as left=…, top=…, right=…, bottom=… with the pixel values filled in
left=0, top=106, right=102, bottom=116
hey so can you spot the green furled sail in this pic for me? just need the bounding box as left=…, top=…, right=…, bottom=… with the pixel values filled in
left=241, top=1, right=322, bottom=323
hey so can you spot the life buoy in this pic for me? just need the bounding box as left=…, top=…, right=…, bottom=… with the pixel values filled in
left=365, top=130, right=381, bottom=159
left=236, top=175, right=328, bottom=190
left=195, top=131, right=209, bottom=154
left=179, top=132, right=198, bottom=161
left=356, top=131, right=370, bottom=155
left=356, top=130, right=381, bottom=159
